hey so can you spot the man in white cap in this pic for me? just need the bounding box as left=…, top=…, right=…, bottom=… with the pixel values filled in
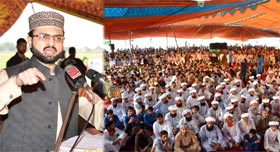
left=108, top=98, right=126, bottom=122
left=238, top=113, right=257, bottom=138
left=178, top=109, right=199, bottom=135
left=258, top=98, right=271, bottom=114
left=226, top=87, right=239, bottom=106
left=124, top=84, right=135, bottom=105
left=0, top=11, right=79, bottom=151
left=265, top=71, right=276, bottom=84
left=153, top=93, right=171, bottom=116
left=239, top=83, right=251, bottom=96
left=197, top=95, right=209, bottom=117
left=224, top=104, right=240, bottom=122
left=133, top=87, right=143, bottom=101
left=222, top=113, right=242, bottom=149
left=264, top=121, right=280, bottom=152
left=121, top=92, right=133, bottom=112
left=214, top=92, right=226, bottom=111
left=256, top=74, right=265, bottom=86
left=246, top=88, right=258, bottom=103
left=148, top=86, right=158, bottom=101
left=207, top=101, right=224, bottom=126
left=140, top=83, right=148, bottom=95
left=165, top=105, right=181, bottom=136
left=143, top=93, right=157, bottom=109
left=174, top=124, right=201, bottom=152
left=197, top=82, right=212, bottom=101
left=180, top=82, right=189, bottom=100
left=248, top=99, right=260, bottom=124
left=173, top=96, right=184, bottom=114
left=199, top=116, right=227, bottom=151
left=186, top=89, right=199, bottom=109
left=271, top=96, right=280, bottom=117
left=239, top=94, right=250, bottom=113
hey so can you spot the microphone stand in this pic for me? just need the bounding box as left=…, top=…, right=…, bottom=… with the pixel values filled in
left=54, top=91, right=77, bottom=152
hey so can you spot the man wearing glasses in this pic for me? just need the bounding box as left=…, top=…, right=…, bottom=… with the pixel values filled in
left=0, top=11, right=78, bottom=152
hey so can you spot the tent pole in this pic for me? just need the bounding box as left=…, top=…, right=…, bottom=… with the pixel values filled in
left=166, top=31, right=168, bottom=50
left=128, top=31, right=132, bottom=53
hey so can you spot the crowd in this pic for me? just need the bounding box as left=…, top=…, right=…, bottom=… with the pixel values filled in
left=102, top=46, right=280, bottom=152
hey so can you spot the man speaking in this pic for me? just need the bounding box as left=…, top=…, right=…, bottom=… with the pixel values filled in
left=0, top=11, right=78, bottom=152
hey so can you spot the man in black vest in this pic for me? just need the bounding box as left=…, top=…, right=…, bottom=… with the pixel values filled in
left=0, top=11, right=78, bottom=152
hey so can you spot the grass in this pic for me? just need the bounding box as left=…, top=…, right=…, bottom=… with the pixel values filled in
left=0, top=51, right=104, bottom=70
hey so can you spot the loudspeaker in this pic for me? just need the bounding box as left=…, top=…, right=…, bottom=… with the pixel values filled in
left=110, top=44, right=115, bottom=50
left=209, top=43, right=227, bottom=49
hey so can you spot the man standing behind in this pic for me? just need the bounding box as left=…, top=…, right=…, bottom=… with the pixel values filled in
left=6, top=38, right=29, bottom=67
left=60, top=46, right=86, bottom=75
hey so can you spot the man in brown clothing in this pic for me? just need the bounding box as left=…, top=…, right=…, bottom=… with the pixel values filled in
left=174, top=124, right=201, bottom=152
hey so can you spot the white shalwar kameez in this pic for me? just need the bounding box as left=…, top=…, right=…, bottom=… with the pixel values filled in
left=264, top=128, right=280, bottom=152
left=199, top=125, right=227, bottom=152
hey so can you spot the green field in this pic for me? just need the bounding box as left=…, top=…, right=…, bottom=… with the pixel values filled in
left=0, top=51, right=104, bottom=69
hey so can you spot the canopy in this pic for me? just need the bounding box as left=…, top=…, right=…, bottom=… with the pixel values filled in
left=0, top=0, right=103, bottom=37
left=104, top=0, right=280, bottom=41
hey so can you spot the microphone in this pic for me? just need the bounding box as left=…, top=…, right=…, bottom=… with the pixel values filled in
left=65, top=64, right=88, bottom=89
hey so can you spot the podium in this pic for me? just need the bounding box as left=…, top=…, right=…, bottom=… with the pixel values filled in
left=60, top=131, right=104, bottom=152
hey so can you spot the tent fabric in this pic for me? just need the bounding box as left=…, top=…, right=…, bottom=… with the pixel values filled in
left=0, top=0, right=103, bottom=37
left=104, top=0, right=280, bottom=41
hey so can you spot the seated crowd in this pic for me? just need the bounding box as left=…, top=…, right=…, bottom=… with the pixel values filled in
left=103, top=46, right=280, bottom=152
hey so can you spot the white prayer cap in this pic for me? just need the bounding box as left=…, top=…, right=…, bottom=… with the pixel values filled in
left=189, top=89, right=197, bottom=94
left=214, top=93, right=222, bottom=98
left=216, top=85, right=222, bottom=90
left=230, top=87, right=237, bottom=92
left=181, top=82, right=188, bottom=86
left=135, top=87, right=142, bottom=92
left=165, top=84, right=171, bottom=88
left=269, top=121, right=279, bottom=126
left=211, top=100, right=219, bottom=105
left=201, top=82, right=206, bottom=86
left=179, top=124, right=188, bottom=129
left=273, top=96, right=280, bottom=100
left=198, top=96, right=205, bottom=101
left=234, top=79, right=241, bottom=83
left=168, top=105, right=177, bottom=111
left=223, top=113, right=233, bottom=120
left=154, top=82, right=158, bottom=85
left=249, top=76, right=254, bottom=79
left=256, top=74, right=261, bottom=77
left=145, top=93, right=152, bottom=97
left=224, top=78, right=230, bottom=82
left=177, top=89, right=183, bottom=93
left=241, top=95, right=246, bottom=99
left=248, top=88, right=255, bottom=92
left=268, top=71, right=274, bottom=74
left=250, top=99, right=258, bottom=105
left=262, top=98, right=270, bottom=103
left=191, top=83, right=197, bottom=87
left=226, top=105, right=234, bottom=110
left=159, top=93, right=168, bottom=100
left=135, top=96, right=142, bottom=101
left=231, top=98, right=239, bottom=103
left=165, top=91, right=171, bottom=96
left=252, top=81, right=258, bottom=86
left=121, top=92, right=129, bottom=99
left=149, top=86, right=156, bottom=90
left=221, top=82, right=226, bottom=86
left=110, top=98, right=117, bottom=102
left=205, top=116, right=216, bottom=122
left=175, top=96, right=183, bottom=101
left=182, top=109, right=192, bottom=116
left=241, top=113, right=249, bottom=118
left=140, top=84, right=147, bottom=88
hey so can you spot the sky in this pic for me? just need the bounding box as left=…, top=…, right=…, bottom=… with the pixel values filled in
left=0, top=2, right=104, bottom=49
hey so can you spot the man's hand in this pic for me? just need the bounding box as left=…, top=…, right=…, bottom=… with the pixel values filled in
left=16, top=68, right=46, bottom=87
left=113, top=138, right=121, bottom=145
